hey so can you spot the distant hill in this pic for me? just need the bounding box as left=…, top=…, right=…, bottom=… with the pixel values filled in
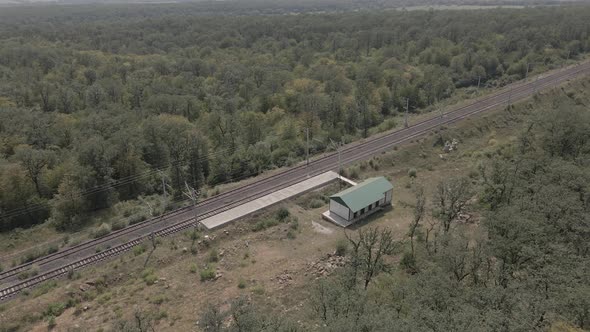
left=0, top=0, right=586, bottom=6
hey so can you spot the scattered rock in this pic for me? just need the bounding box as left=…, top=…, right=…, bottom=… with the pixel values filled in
left=182, top=247, right=188, bottom=253
left=443, top=138, right=459, bottom=153
left=79, top=282, right=94, bottom=292
left=275, top=271, right=293, bottom=287
left=306, top=252, right=347, bottom=278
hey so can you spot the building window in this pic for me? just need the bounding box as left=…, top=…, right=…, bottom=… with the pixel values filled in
left=354, top=212, right=358, bottom=219
left=361, top=208, right=365, bottom=214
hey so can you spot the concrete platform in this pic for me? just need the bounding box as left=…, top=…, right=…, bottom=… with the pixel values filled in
left=322, top=206, right=385, bottom=228
left=201, top=171, right=352, bottom=229
left=339, top=176, right=357, bottom=186
left=322, top=210, right=355, bottom=228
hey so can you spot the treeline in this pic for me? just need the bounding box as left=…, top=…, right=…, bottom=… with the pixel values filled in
left=1, top=6, right=589, bottom=232
left=196, top=92, right=590, bottom=331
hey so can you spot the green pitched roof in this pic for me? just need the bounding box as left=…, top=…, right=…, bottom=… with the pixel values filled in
left=330, top=177, right=393, bottom=213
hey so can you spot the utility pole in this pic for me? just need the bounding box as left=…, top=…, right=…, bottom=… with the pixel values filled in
left=305, top=127, right=310, bottom=174
left=329, top=138, right=343, bottom=189
left=183, top=182, right=201, bottom=233
left=404, top=98, right=409, bottom=128
left=140, top=196, right=154, bottom=218
left=477, top=75, right=481, bottom=90
left=158, top=170, right=167, bottom=200
left=526, top=62, right=541, bottom=80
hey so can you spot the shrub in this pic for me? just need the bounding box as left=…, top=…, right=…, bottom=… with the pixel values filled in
left=237, top=278, right=246, bottom=289
left=276, top=207, right=290, bottom=222
left=156, top=310, right=168, bottom=320
left=290, top=219, right=299, bottom=230
left=200, top=266, right=216, bottom=281
left=400, top=252, right=417, bottom=273
left=309, top=199, right=324, bottom=209
left=335, top=239, right=348, bottom=257
left=92, top=223, right=112, bottom=239
left=408, top=168, right=417, bottom=178
left=128, top=212, right=148, bottom=225
left=189, top=264, right=197, bottom=274
left=46, top=245, right=58, bottom=255
left=208, top=248, right=219, bottom=263
left=286, top=230, right=296, bottom=239
left=151, top=295, right=167, bottom=305
left=349, top=167, right=360, bottom=179
left=252, top=285, right=265, bottom=295
left=47, top=315, right=56, bottom=330
left=32, top=280, right=57, bottom=298
left=44, top=302, right=66, bottom=318
left=111, top=220, right=127, bottom=231
left=18, top=265, right=39, bottom=280
left=251, top=218, right=279, bottom=232
left=133, top=244, right=147, bottom=256
left=21, top=250, right=41, bottom=264
left=141, top=269, right=157, bottom=285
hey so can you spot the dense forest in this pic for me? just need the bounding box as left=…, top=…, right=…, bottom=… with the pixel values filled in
left=1, top=5, right=589, bottom=232
left=194, top=89, right=590, bottom=331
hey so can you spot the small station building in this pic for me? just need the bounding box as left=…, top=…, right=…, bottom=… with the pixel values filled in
left=322, top=176, right=393, bottom=227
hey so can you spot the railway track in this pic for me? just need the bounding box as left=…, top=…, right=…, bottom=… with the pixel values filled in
left=1, top=61, right=588, bottom=302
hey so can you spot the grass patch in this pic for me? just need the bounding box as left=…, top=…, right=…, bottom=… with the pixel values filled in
left=19, top=244, right=59, bottom=265
left=92, top=223, right=112, bottom=239
left=252, top=285, right=265, bottom=295
left=199, top=264, right=216, bottom=282
left=298, top=191, right=330, bottom=210
left=47, top=315, right=56, bottom=330
left=31, top=280, right=58, bottom=298
left=17, top=265, right=39, bottom=280
left=276, top=207, right=290, bottom=222
left=133, top=244, right=147, bottom=256
left=43, top=302, right=67, bottom=318
left=141, top=268, right=157, bottom=285
left=151, top=294, right=168, bottom=305
left=335, top=239, right=348, bottom=257
left=251, top=218, right=279, bottom=232
left=207, top=248, right=219, bottom=263
left=111, top=220, right=127, bottom=231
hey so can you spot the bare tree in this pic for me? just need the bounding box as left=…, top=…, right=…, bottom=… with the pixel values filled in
left=113, top=308, right=155, bottom=332
left=408, top=186, right=426, bottom=260
left=346, top=227, right=397, bottom=289
left=433, top=177, right=472, bottom=233
left=199, top=303, right=225, bottom=332
left=424, top=217, right=439, bottom=255
left=14, top=145, right=54, bottom=197
left=143, top=232, right=158, bottom=268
